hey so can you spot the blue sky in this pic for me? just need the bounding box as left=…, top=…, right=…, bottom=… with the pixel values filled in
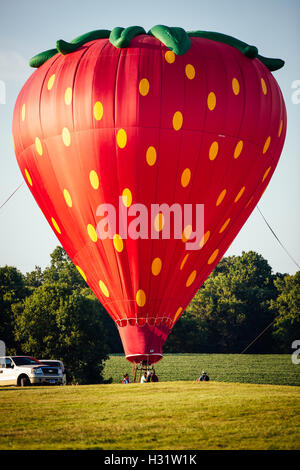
left=0, top=0, right=299, bottom=275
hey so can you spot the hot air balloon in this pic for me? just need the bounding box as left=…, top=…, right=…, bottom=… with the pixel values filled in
left=12, top=26, right=286, bottom=366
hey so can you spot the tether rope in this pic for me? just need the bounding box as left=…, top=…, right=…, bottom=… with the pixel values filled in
left=0, top=182, right=24, bottom=210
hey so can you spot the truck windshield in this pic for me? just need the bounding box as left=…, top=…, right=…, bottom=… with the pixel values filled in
left=12, top=357, right=41, bottom=366
left=40, top=361, right=60, bottom=367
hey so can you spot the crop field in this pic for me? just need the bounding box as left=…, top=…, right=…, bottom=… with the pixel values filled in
left=103, top=353, right=300, bottom=386
left=0, top=354, right=299, bottom=451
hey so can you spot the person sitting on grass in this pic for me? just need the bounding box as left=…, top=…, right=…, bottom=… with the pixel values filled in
left=140, top=372, right=148, bottom=383
left=200, top=370, right=210, bottom=381
left=122, top=373, right=130, bottom=384
left=196, top=370, right=210, bottom=382
left=150, top=370, right=159, bottom=382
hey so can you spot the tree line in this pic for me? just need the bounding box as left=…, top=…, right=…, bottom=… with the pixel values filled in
left=0, top=247, right=299, bottom=383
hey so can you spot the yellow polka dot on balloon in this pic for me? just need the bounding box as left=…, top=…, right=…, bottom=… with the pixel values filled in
left=199, top=230, right=210, bottom=248
left=181, top=168, right=191, bottom=187
left=64, top=87, right=72, bottom=105
left=35, top=137, right=43, bottom=156
left=207, top=92, right=216, bottom=110
left=262, top=166, right=271, bottom=182
left=113, top=234, right=123, bottom=253
left=186, top=270, right=197, bottom=287
left=261, top=78, right=267, bottom=95
left=47, top=74, right=55, bottom=90
left=24, top=168, right=32, bottom=186
left=174, top=307, right=183, bottom=322
left=122, top=188, right=132, bottom=207
left=21, top=104, right=26, bottom=122
left=87, top=224, right=98, bottom=242
left=51, top=217, right=61, bottom=234
left=146, top=146, right=157, bottom=166
left=234, top=186, right=245, bottom=203
left=76, top=265, right=87, bottom=282
left=208, top=249, right=219, bottom=265
left=136, top=289, right=146, bottom=307
left=234, top=140, right=243, bottom=159
left=89, top=170, right=99, bottom=190
left=117, top=129, right=127, bottom=148
left=263, top=136, right=271, bottom=154
left=99, top=280, right=109, bottom=298
left=232, top=77, right=240, bottom=95
left=151, top=257, right=162, bottom=276
left=216, top=189, right=226, bottom=206
left=165, top=50, right=175, bottom=63
left=278, top=120, right=283, bottom=137
left=139, top=78, right=150, bottom=96
left=63, top=189, right=72, bottom=207
left=62, top=127, right=71, bottom=147
left=173, top=111, right=183, bottom=131
left=154, top=213, right=164, bottom=232
left=180, top=254, right=189, bottom=270
left=219, top=218, right=231, bottom=233
left=185, top=64, right=195, bottom=79
left=94, top=101, right=103, bottom=121
left=209, top=141, right=219, bottom=161
left=182, top=225, right=192, bottom=243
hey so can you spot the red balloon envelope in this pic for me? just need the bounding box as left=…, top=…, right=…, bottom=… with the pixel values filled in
left=13, top=26, right=286, bottom=364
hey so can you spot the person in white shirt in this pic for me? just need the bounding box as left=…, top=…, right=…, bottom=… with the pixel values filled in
left=140, top=372, right=148, bottom=383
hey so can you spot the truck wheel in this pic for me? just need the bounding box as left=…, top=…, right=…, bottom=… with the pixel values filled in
left=20, top=376, right=30, bottom=387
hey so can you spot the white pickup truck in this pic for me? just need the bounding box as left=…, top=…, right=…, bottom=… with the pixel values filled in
left=0, top=356, right=63, bottom=386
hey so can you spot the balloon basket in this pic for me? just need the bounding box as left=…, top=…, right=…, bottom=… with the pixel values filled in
left=132, top=360, right=157, bottom=383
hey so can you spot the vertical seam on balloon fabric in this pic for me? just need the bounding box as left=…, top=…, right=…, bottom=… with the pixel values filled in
left=88, top=39, right=121, bottom=316
left=158, top=52, right=185, bottom=321
left=165, top=38, right=204, bottom=310
left=165, top=38, right=208, bottom=312
left=38, top=54, right=70, bottom=239
left=138, top=34, right=152, bottom=325
left=252, top=59, right=273, bottom=193
left=146, top=40, right=164, bottom=323
left=63, top=43, right=100, bottom=260
left=113, top=47, right=128, bottom=312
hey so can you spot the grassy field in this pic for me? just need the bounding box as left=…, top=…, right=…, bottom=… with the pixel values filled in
left=103, top=353, right=300, bottom=386
left=0, top=381, right=299, bottom=450
left=1, top=354, right=299, bottom=450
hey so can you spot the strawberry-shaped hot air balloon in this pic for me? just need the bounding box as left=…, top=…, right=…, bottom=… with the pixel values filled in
left=13, top=26, right=286, bottom=365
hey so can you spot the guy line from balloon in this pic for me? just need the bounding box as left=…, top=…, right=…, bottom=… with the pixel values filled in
left=95, top=197, right=204, bottom=251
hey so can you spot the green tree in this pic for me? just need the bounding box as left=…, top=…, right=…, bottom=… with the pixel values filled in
left=165, top=313, right=201, bottom=353
left=271, top=271, right=300, bottom=352
left=0, top=266, right=27, bottom=353
left=25, top=266, right=44, bottom=289
left=13, top=283, right=109, bottom=384
left=182, top=251, right=277, bottom=353
left=42, top=246, right=86, bottom=289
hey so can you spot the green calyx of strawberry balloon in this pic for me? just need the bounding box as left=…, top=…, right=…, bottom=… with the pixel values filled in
left=29, top=25, right=284, bottom=71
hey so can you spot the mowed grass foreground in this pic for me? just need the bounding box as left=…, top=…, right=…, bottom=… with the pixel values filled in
left=1, top=381, right=299, bottom=450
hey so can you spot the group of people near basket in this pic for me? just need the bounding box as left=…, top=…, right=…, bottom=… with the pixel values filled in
left=140, top=370, right=159, bottom=383
left=121, top=369, right=210, bottom=383
left=121, top=369, right=159, bottom=384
